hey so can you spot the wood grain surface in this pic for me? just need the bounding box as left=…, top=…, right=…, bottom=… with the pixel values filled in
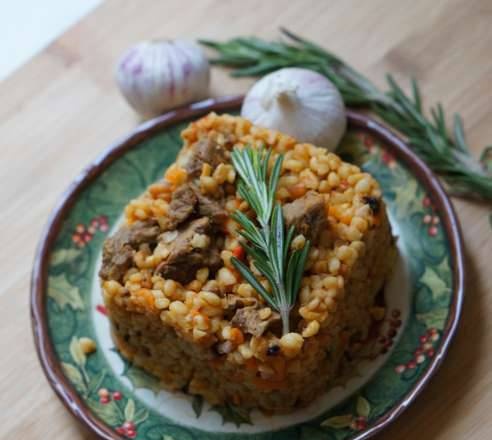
left=1, top=1, right=491, bottom=439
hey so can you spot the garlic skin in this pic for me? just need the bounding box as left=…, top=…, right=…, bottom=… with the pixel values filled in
left=241, top=68, right=346, bottom=151
left=116, top=39, right=210, bottom=116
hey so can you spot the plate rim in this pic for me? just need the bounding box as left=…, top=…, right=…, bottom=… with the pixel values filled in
left=30, top=95, right=465, bottom=440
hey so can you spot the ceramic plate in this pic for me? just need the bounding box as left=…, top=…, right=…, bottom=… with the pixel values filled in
left=31, top=96, right=464, bottom=440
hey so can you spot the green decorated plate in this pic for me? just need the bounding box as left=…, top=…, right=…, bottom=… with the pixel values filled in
left=31, top=96, right=464, bottom=440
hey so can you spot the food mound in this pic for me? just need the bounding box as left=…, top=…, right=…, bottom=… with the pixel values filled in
left=100, top=113, right=396, bottom=413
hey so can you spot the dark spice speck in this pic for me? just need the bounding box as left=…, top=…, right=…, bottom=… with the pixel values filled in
left=267, top=345, right=280, bottom=356
left=363, top=196, right=380, bottom=214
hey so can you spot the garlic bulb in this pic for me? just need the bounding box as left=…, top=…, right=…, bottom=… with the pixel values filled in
left=241, top=68, right=346, bottom=151
left=116, top=39, right=210, bottom=116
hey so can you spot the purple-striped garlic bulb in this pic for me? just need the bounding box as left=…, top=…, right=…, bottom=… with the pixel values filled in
left=115, top=39, right=210, bottom=116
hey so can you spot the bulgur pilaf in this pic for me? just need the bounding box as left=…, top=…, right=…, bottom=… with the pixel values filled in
left=100, top=113, right=396, bottom=412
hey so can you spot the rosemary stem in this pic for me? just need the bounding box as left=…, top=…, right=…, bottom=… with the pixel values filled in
left=261, top=222, right=270, bottom=244
left=201, top=31, right=492, bottom=201
left=280, top=306, right=290, bottom=336
left=230, top=146, right=311, bottom=333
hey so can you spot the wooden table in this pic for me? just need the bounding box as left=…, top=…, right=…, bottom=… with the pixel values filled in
left=1, top=0, right=491, bottom=438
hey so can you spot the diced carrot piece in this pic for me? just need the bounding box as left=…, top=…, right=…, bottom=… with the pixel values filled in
left=328, top=205, right=338, bottom=217
left=232, top=245, right=245, bottom=260
left=230, top=327, right=244, bottom=345
left=340, top=214, right=352, bottom=225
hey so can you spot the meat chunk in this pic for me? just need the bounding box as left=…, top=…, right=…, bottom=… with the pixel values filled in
left=223, top=294, right=258, bottom=319
left=231, top=306, right=281, bottom=337
left=99, top=220, right=160, bottom=281
left=225, top=295, right=258, bottom=310
left=161, top=182, right=228, bottom=230
left=192, top=186, right=228, bottom=226
left=155, top=217, right=221, bottom=284
left=282, top=191, right=327, bottom=242
left=161, top=184, right=197, bottom=230
left=183, top=138, right=230, bottom=177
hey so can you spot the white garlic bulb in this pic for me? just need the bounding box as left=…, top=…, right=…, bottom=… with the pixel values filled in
left=116, top=39, right=210, bottom=116
left=241, top=67, right=346, bottom=151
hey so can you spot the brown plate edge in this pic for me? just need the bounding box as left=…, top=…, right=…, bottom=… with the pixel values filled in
left=29, top=96, right=465, bottom=440
left=346, top=112, right=465, bottom=440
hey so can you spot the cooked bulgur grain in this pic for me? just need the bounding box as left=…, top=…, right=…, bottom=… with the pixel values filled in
left=100, top=113, right=396, bottom=412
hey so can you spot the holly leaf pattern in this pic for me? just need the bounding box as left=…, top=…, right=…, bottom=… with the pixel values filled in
left=416, top=308, right=448, bottom=330
left=69, top=337, right=86, bottom=367
left=87, top=399, right=121, bottom=426
left=133, top=407, right=149, bottom=425
left=393, top=178, right=419, bottom=219
left=61, top=362, right=86, bottom=393
left=124, top=398, right=136, bottom=421
left=320, top=414, right=353, bottom=429
left=123, top=364, right=162, bottom=394
left=88, top=370, right=106, bottom=395
left=50, top=248, right=82, bottom=266
left=419, top=266, right=450, bottom=304
left=356, top=396, right=371, bottom=418
left=48, top=274, right=84, bottom=311
left=209, top=403, right=252, bottom=427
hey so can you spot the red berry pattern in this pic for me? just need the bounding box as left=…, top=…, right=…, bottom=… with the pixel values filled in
left=395, top=364, right=406, bottom=374
left=97, top=387, right=126, bottom=406
left=358, top=132, right=396, bottom=167
left=363, top=135, right=375, bottom=151
left=406, top=360, right=417, bottom=369
left=381, top=150, right=396, bottom=168
left=421, top=197, right=441, bottom=237
left=350, top=416, right=368, bottom=431
left=95, top=388, right=140, bottom=438
left=116, top=421, right=136, bottom=438
left=96, top=304, right=108, bottom=316
left=395, top=328, right=440, bottom=374
left=72, top=215, right=109, bottom=247
left=356, top=132, right=375, bottom=152
left=98, top=388, right=110, bottom=404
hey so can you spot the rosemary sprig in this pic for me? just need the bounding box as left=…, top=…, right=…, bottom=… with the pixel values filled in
left=230, top=146, right=310, bottom=335
left=200, top=29, right=492, bottom=201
